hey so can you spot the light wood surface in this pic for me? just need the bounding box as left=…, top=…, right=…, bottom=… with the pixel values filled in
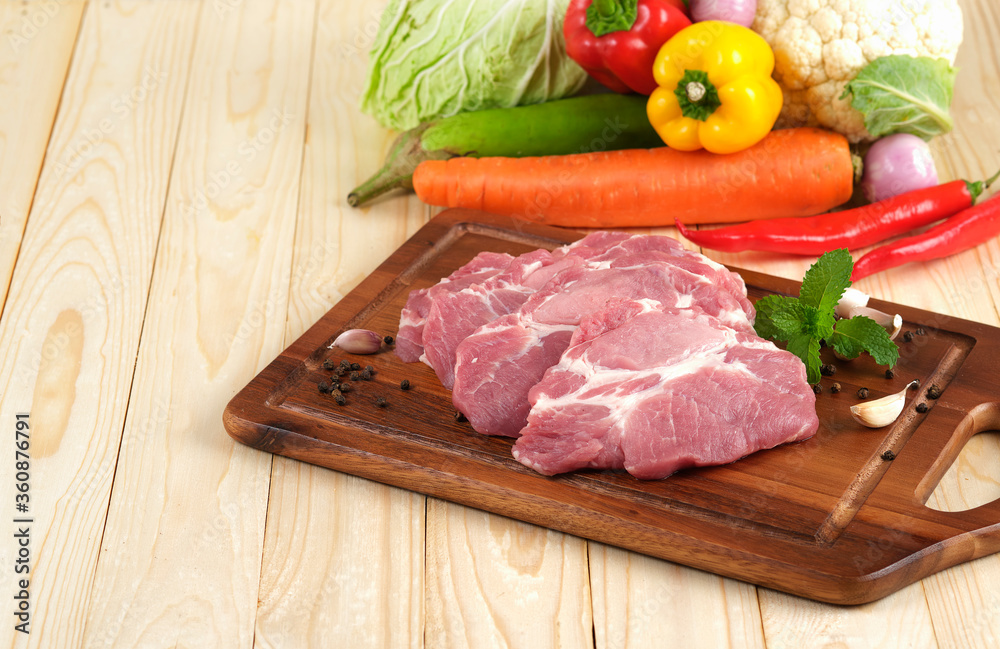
left=0, top=0, right=998, bottom=647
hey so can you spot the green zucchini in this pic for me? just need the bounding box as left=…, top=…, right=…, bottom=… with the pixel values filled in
left=347, top=93, right=662, bottom=207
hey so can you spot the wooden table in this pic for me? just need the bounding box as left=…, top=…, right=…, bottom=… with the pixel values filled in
left=1, top=0, right=998, bottom=646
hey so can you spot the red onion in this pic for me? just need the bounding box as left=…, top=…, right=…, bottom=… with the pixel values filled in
left=860, top=133, right=939, bottom=203
left=689, top=0, right=757, bottom=27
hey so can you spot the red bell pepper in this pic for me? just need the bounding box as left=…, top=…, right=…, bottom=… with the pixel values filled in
left=564, top=0, right=691, bottom=95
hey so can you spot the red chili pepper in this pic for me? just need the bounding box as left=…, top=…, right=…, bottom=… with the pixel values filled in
left=675, top=175, right=998, bottom=256
left=852, top=192, right=1000, bottom=280
left=564, top=0, right=691, bottom=96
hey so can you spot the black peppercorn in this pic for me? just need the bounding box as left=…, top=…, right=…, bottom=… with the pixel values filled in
left=338, top=383, right=351, bottom=393
left=350, top=362, right=361, bottom=371
left=830, top=382, right=841, bottom=394
left=374, top=396, right=387, bottom=408
left=916, top=402, right=929, bottom=413
left=384, top=335, right=394, bottom=345
left=339, top=359, right=351, bottom=369
left=885, top=369, right=895, bottom=379
left=360, top=369, right=372, bottom=380
left=903, top=331, right=914, bottom=342
left=812, top=384, right=822, bottom=394
left=318, top=380, right=333, bottom=394
left=454, top=411, right=468, bottom=423
left=323, top=359, right=336, bottom=370
left=400, top=379, right=411, bottom=390
left=820, top=363, right=837, bottom=377
left=916, top=327, right=927, bottom=336
left=334, top=394, right=346, bottom=406
left=349, top=371, right=360, bottom=381
left=927, top=384, right=943, bottom=399
left=365, top=364, right=375, bottom=373
left=857, top=387, right=870, bottom=399
left=880, top=450, right=896, bottom=461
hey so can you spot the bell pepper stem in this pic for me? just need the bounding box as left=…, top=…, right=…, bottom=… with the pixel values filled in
left=585, top=0, right=639, bottom=38
left=674, top=69, right=721, bottom=121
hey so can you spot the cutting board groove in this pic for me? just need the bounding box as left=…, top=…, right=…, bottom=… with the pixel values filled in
left=225, top=209, right=1000, bottom=604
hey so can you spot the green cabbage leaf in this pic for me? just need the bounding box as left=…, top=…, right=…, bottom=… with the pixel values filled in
left=361, top=0, right=587, bottom=131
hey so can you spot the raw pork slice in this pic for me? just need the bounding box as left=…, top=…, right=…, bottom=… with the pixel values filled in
left=452, top=253, right=755, bottom=437
left=417, top=231, right=655, bottom=388
left=418, top=231, right=752, bottom=390
left=511, top=298, right=819, bottom=479
left=395, top=251, right=513, bottom=362
left=420, top=248, right=576, bottom=388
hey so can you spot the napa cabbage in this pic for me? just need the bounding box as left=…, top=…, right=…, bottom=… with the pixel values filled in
left=361, top=0, right=587, bottom=130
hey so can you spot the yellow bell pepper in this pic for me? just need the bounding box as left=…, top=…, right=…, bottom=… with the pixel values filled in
left=646, top=21, right=783, bottom=155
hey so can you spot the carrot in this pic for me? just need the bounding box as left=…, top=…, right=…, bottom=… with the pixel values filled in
left=412, top=128, right=855, bottom=227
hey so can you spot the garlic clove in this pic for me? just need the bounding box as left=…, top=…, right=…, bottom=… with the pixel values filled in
left=330, top=329, right=383, bottom=354
left=847, top=306, right=903, bottom=341
left=836, top=288, right=870, bottom=319
left=850, top=380, right=919, bottom=428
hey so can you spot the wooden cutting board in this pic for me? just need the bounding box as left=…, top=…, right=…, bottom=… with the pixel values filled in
left=224, top=209, right=1000, bottom=605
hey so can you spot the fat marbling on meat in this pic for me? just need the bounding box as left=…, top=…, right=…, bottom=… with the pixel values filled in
left=511, top=298, right=819, bottom=479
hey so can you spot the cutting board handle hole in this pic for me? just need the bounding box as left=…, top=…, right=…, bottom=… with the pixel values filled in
left=925, top=430, right=1000, bottom=512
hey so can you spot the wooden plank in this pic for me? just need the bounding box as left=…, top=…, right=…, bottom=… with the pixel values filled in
left=758, top=584, right=937, bottom=648
left=80, top=0, right=314, bottom=646
left=589, top=544, right=764, bottom=649
left=0, top=2, right=198, bottom=646
left=257, top=464, right=425, bottom=649
left=252, top=1, right=426, bottom=646
left=424, top=500, right=594, bottom=649
left=0, top=0, right=86, bottom=309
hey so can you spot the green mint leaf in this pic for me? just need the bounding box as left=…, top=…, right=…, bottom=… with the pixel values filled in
left=785, top=332, right=822, bottom=385
left=840, top=55, right=956, bottom=140
left=830, top=316, right=900, bottom=367
left=753, top=294, right=800, bottom=341
left=798, top=249, right=852, bottom=337
left=773, top=301, right=830, bottom=338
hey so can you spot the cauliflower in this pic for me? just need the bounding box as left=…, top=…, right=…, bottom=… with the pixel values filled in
left=753, top=0, right=964, bottom=142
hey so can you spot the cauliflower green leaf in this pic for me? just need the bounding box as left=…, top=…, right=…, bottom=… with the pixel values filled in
left=840, top=55, right=957, bottom=140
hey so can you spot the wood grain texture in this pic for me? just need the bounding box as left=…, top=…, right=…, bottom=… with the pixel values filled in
left=424, top=499, right=594, bottom=649
left=2, top=0, right=1000, bottom=646
left=0, top=0, right=85, bottom=310
left=82, top=0, right=313, bottom=646
left=589, top=544, right=765, bottom=649
left=257, top=464, right=425, bottom=649
left=0, top=2, right=197, bottom=647
left=253, top=1, right=426, bottom=646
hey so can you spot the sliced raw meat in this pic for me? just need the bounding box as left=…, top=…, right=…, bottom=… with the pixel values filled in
left=452, top=256, right=755, bottom=437
left=421, top=248, right=579, bottom=388
left=419, top=231, right=750, bottom=390
left=395, top=251, right=513, bottom=362
left=512, top=298, right=818, bottom=479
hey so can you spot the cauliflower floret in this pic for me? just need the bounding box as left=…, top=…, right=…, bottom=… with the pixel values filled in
left=753, top=0, right=963, bottom=142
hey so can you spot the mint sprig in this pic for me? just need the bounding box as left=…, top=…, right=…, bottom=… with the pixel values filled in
left=753, top=249, right=899, bottom=384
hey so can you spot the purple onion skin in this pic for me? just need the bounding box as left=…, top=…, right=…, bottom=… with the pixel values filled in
left=690, top=0, right=757, bottom=27
left=861, top=133, right=939, bottom=203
